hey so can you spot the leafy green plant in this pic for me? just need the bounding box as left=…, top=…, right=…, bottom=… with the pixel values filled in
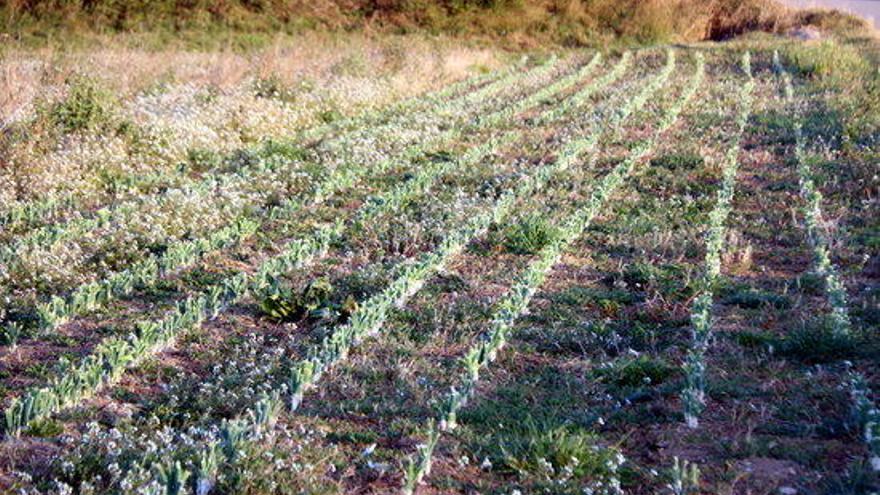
left=259, top=278, right=358, bottom=323
left=48, top=75, right=114, bottom=133
left=595, top=355, right=676, bottom=389
left=501, top=419, right=622, bottom=481
left=502, top=213, right=557, bottom=255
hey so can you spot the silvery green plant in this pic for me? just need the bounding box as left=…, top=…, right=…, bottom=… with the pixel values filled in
left=849, top=372, right=880, bottom=472
left=667, top=457, right=700, bottom=495
left=474, top=52, right=602, bottom=129
left=403, top=52, right=705, bottom=494
left=0, top=55, right=585, bottom=436
left=681, top=51, right=755, bottom=429
left=611, top=49, right=676, bottom=135
left=774, top=50, right=852, bottom=337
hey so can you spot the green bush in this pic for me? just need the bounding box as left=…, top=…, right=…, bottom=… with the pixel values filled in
left=48, top=75, right=114, bottom=133
left=502, top=213, right=557, bottom=255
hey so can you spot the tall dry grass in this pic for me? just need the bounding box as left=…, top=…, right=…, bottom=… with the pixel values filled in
left=0, top=33, right=500, bottom=129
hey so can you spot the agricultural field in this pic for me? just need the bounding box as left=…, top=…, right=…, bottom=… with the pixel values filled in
left=0, top=25, right=879, bottom=495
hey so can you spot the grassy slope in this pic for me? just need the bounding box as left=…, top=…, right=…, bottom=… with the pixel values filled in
left=0, top=0, right=834, bottom=50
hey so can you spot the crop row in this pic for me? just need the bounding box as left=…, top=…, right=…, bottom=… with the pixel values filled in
left=848, top=371, right=880, bottom=473
left=680, top=52, right=755, bottom=429
left=0, top=60, right=521, bottom=269
left=402, top=51, right=705, bottom=494
left=774, top=51, right=853, bottom=337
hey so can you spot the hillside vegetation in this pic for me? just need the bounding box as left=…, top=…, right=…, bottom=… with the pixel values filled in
left=1, top=0, right=865, bottom=48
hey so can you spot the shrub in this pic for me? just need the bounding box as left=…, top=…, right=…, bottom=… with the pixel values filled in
left=501, top=213, right=557, bottom=255
left=48, top=75, right=114, bottom=133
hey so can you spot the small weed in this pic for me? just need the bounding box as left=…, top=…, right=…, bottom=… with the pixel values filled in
left=777, top=320, right=860, bottom=364
left=186, top=147, right=223, bottom=172
left=650, top=152, right=704, bottom=171
left=500, top=213, right=557, bottom=255
left=24, top=418, right=64, bottom=437
left=720, top=287, right=791, bottom=309
left=595, top=355, right=676, bottom=389
left=318, top=108, right=343, bottom=123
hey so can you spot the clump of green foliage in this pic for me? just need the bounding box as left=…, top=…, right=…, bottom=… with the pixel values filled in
left=501, top=213, right=557, bottom=255
left=260, top=278, right=357, bottom=323
left=500, top=418, right=623, bottom=484
left=594, top=355, right=676, bottom=389
left=785, top=39, right=880, bottom=144
left=47, top=75, right=115, bottom=133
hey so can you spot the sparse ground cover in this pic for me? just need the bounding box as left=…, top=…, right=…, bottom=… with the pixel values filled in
left=0, top=23, right=878, bottom=495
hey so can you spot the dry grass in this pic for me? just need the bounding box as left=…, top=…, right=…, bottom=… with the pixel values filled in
left=0, top=33, right=500, bottom=129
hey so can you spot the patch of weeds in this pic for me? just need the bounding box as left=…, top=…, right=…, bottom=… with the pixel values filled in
left=44, top=332, right=78, bottom=347
left=594, top=355, right=676, bottom=389
left=500, top=213, right=558, bottom=255
left=720, top=287, right=791, bottom=309
left=179, top=267, right=228, bottom=291
left=729, top=330, right=775, bottom=350
left=259, top=277, right=358, bottom=324
left=253, top=73, right=296, bottom=102
left=499, top=418, right=624, bottom=490
left=185, top=147, right=223, bottom=173
left=786, top=39, right=871, bottom=83
left=751, top=110, right=795, bottom=146
left=256, top=139, right=308, bottom=163
left=707, top=375, right=767, bottom=401
left=796, top=272, right=826, bottom=296
left=650, top=152, right=704, bottom=171
left=426, top=272, right=469, bottom=295
left=327, top=430, right=379, bottom=445
left=777, top=320, right=860, bottom=364
left=618, top=262, right=692, bottom=298
left=25, top=362, right=52, bottom=380
left=553, top=286, right=639, bottom=307
left=47, top=75, right=115, bottom=133
left=318, top=107, right=343, bottom=124
left=24, top=418, right=63, bottom=437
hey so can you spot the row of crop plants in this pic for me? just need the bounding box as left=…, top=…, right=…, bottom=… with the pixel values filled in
left=679, top=52, right=756, bottom=428
left=0, top=57, right=511, bottom=236
left=775, top=52, right=873, bottom=474
left=136, top=51, right=655, bottom=495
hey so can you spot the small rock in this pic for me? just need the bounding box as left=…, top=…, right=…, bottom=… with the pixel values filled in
left=779, top=487, right=797, bottom=495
